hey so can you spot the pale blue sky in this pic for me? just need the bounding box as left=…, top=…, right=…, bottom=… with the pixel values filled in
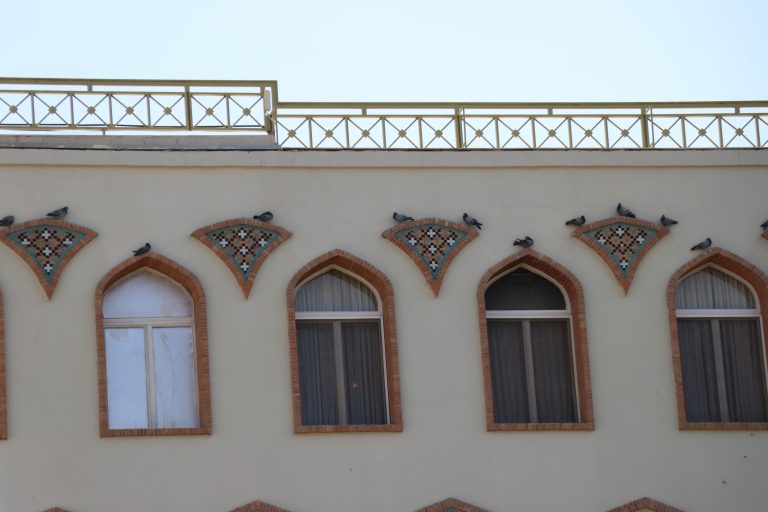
left=2, top=0, right=766, bottom=102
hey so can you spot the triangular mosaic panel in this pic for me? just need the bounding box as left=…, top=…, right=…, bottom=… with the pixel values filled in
left=606, top=497, right=686, bottom=512
left=573, top=216, right=668, bottom=294
left=414, top=498, right=489, bottom=512
left=192, top=218, right=292, bottom=298
left=1, top=219, right=98, bottom=300
left=382, top=218, right=478, bottom=296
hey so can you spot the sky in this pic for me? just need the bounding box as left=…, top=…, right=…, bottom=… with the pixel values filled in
left=2, top=0, right=766, bottom=103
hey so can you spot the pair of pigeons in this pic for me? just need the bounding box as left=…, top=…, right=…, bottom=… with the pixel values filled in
left=0, top=206, right=69, bottom=228
left=564, top=204, right=678, bottom=228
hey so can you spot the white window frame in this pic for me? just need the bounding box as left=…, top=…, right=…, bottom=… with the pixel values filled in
left=295, top=265, right=390, bottom=425
left=486, top=264, right=580, bottom=423
left=103, top=269, right=199, bottom=429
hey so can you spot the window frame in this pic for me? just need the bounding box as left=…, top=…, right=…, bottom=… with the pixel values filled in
left=668, top=248, right=768, bottom=430
left=95, top=252, right=211, bottom=437
left=477, top=249, right=594, bottom=431
left=287, top=250, right=402, bottom=433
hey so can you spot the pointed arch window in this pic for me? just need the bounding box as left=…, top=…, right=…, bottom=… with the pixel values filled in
left=96, top=253, right=211, bottom=437
left=674, top=266, right=768, bottom=424
left=288, top=250, right=402, bottom=433
left=478, top=251, right=593, bottom=431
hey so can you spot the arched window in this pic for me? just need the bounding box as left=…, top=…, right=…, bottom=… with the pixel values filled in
left=288, top=250, right=402, bottom=433
left=672, top=257, right=768, bottom=426
left=478, top=251, right=593, bottom=430
left=96, top=253, right=211, bottom=436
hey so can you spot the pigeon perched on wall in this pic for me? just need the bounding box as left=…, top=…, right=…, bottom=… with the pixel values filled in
left=253, top=211, right=273, bottom=222
left=133, top=243, right=151, bottom=256
left=660, top=215, right=678, bottom=227
left=46, top=206, right=69, bottom=219
left=565, top=215, right=586, bottom=227
left=0, top=215, right=14, bottom=227
left=513, top=236, right=534, bottom=248
left=690, top=238, right=712, bottom=251
left=392, top=212, right=414, bottom=223
left=761, top=219, right=768, bottom=230
left=616, top=203, right=636, bottom=218
left=463, top=213, right=482, bottom=230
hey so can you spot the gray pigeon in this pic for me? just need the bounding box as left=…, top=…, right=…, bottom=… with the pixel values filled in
left=513, top=236, right=534, bottom=248
left=463, top=212, right=483, bottom=230
left=761, top=219, right=768, bottom=230
left=660, top=215, right=678, bottom=227
left=0, top=215, right=14, bottom=227
left=253, top=211, right=273, bottom=222
left=616, top=203, right=636, bottom=218
left=393, top=212, right=414, bottom=223
left=565, top=215, right=586, bottom=227
left=690, top=238, right=712, bottom=251
left=46, top=206, right=69, bottom=219
left=133, top=243, right=151, bottom=256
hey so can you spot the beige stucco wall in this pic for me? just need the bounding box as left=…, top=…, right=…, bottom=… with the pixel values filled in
left=0, top=145, right=767, bottom=512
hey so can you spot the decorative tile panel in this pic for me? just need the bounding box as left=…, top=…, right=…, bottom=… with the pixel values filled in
left=573, top=216, right=668, bottom=294
left=192, top=218, right=292, bottom=298
left=382, top=218, right=478, bottom=296
left=1, top=219, right=98, bottom=300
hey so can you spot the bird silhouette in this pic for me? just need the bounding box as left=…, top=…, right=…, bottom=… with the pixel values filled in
left=660, top=215, right=678, bottom=227
left=616, top=203, right=636, bottom=218
left=253, top=211, right=273, bottom=222
left=392, top=212, right=414, bottom=223
left=463, top=213, right=482, bottom=230
left=690, top=238, right=712, bottom=251
left=513, top=236, right=534, bottom=248
left=133, top=243, right=151, bottom=256
left=565, top=215, right=586, bottom=227
left=0, top=215, right=14, bottom=227
left=46, top=206, right=68, bottom=219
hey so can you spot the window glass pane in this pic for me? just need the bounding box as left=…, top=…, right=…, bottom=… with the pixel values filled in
left=487, top=320, right=529, bottom=422
left=152, top=327, right=198, bottom=428
left=105, top=328, right=149, bottom=429
left=486, top=268, right=566, bottom=311
left=297, top=322, right=339, bottom=425
left=104, top=270, right=192, bottom=319
left=296, top=270, right=378, bottom=312
left=531, top=321, right=576, bottom=423
left=342, top=322, right=387, bottom=424
left=676, top=267, right=756, bottom=310
left=678, top=320, right=721, bottom=422
left=720, top=320, right=768, bottom=422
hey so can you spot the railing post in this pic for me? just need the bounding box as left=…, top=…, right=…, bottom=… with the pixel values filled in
left=184, top=86, right=193, bottom=131
left=454, top=108, right=464, bottom=149
left=640, top=107, right=650, bottom=148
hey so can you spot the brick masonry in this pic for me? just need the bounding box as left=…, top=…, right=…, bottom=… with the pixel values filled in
left=191, top=218, right=292, bottom=299
left=286, top=249, right=402, bottom=433
left=382, top=217, right=478, bottom=296
left=476, top=248, right=594, bottom=431
left=94, top=252, right=212, bottom=437
left=230, top=500, right=292, bottom=512
left=0, top=218, right=98, bottom=300
left=606, top=497, right=686, bottom=512
left=572, top=216, right=669, bottom=295
left=414, top=498, right=490, bottom=512
left=666, top=247, right=768, bottom=430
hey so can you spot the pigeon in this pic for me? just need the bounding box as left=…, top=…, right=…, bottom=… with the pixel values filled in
left=0, top=215, right=14, bottom=227
left=660, top=215, right=678, bottom=227
left=133, top=243, right=151, bottom=256
left=761, top=219, right=768, bottom=230
left=253, top=211, right=273, bottom=222
left=690, top=238, right=712, bottom=251
left=46, top=206, right=69, bottom=219
left=463, top=212, right=483, bottom=230
left=392, top=212, right=414, bottom=223
left=565, top=215, right=586, bottom=227
left=513, top=236, right=534, bottom=248
left=616, top=203, right=636, bottom=218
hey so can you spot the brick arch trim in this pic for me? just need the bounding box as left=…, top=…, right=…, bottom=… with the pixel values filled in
left=287, top=249, right=402, bottom=433
left=414, top=498, right=490, bottom=512
left=95, top=252, right=212, bottom=437
left=477, top=248, right=594, bottom=431
left=0, top=286, right=5, bottom=440
left=607, top=497, right=686, bottom=512
left=230, top=500, right=292, bottom=512
left=667, top=247, right=768, bottom=430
